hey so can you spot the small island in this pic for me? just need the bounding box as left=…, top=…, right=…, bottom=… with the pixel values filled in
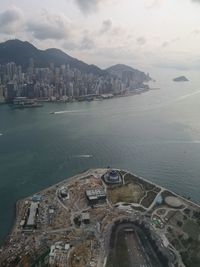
left=173, top=76, right=189, bottom=82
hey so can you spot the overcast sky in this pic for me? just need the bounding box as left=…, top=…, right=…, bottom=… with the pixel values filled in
left=0, top=0, right=200, bottom=74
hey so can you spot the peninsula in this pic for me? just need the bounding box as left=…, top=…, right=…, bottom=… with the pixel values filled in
left=1, top=168, right=200, bottom=267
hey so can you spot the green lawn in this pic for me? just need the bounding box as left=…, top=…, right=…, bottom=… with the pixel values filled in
left=183, top=220, right=200, bottom=240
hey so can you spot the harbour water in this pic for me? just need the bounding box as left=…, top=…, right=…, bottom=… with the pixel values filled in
left=1, top=76, right=200, bottom=243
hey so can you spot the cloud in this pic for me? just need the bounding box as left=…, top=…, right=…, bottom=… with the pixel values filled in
left=153, top=53, right=200, bottom=71
left=63, top=32, right=95, bottom=51
left=62, top=41, right=78, bottom=51
left=155, top=62, right=190, bottom=71
left=74, top=0, right=103, bottom=14
left=161, top=37, right=180, bottom=48
left=80, top=35, right=95, bottom=50
left=136, top=37, right=146, bottom=46
left=161, top=41, right=169, bottom=47
left=27, top=12, right=71, bottom=40
left=156, top=62, right=200, bottom=71
left=0, top=7, right=23, bottom=34
left=83, top=45, right=142, bottom=69
left=192, top=0, right=200, bottom=3
left=193, top=29, right=200, bottom=34
left=100, top=19, right=112, bottom=33
left=145, top=0, right=164, bottom=8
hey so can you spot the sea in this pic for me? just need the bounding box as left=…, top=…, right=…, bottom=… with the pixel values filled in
left=1, top=73, right=200, bottom=243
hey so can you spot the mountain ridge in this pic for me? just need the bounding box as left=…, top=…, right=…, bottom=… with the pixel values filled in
left=0, top=39, right=150, bottom=81
left=0, top=39, right=104, bottom=76
left=106, top=63, right=151, bottom=82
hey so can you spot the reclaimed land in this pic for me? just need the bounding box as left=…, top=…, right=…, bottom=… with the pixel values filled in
left=1, top=168, right=200, bottom=267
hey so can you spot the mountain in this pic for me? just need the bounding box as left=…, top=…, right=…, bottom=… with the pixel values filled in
left=0, top=40, right=151, bottom=85
left=173, top=76, right=189, bottom=82
left=106, top=64, right=151, bottom=82
left=0, top=39, right=104, bottom=75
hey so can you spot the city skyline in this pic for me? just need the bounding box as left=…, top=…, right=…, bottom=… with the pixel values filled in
left=0, top=40, right=150, bottom=102
left=0, top=0, right=200, bottom=75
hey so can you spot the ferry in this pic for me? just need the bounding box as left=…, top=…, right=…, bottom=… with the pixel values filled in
left=12, top=97, right=43, bottom=109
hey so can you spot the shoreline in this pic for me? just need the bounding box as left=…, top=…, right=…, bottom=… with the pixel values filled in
left=2, top=167, right=199, bottom=246
left=0, top=87, right=154, bottom=106
left=1, top=168, right=200, bottom=267
left=1, top=169, right=95, bottom=246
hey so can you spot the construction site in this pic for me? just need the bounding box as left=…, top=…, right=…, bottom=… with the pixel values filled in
left=0, top=168, right=200, bottom=267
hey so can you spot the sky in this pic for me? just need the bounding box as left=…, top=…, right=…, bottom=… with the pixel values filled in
left=0, top=0, right=200, bottom=76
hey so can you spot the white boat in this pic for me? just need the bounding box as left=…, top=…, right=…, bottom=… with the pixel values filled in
left=74, top=155, right=93, bottom=158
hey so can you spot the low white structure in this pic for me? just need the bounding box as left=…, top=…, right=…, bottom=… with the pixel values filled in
left=165, top=196, right=183, bottom=208
left=26, top=202, right=38, bottom=228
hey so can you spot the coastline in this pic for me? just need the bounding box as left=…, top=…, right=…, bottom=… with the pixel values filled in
left=3, top=167, right=199, bottom=245
left=1, top=168, right=200, bottom=267
left=0, top=87, right=153, bottom=107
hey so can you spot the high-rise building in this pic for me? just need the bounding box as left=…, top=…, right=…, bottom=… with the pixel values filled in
left=6, top=82, right=17, bottom=102
left=0, top=84, right=5, bottom=102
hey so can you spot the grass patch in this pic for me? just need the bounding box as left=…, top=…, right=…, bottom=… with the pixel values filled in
left=183, top=220, right=200, bottom=240
left=107, top=184, right=144, bottom=204
left=141, top=191, right=157, bottom=208
left=124, top=173, right=155, bottom=191
left=131, top=206, right=146, bottom=212
left=181, top=245, right=200, bottom=267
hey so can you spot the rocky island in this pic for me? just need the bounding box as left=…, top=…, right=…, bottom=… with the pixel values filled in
left=173, top=76, right=189, bottom=82
left=1, top=168, right=200, bottom=267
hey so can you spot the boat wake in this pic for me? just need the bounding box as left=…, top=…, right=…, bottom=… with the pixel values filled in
left=51, top=110, right=84, bottom=115
left=176, top=90, right=200, bottom=102
left=73, top=155, right=93, bottom=158
left=144, top=140, right=200, bottom=145
left=137, top=90, right=200, bottom=113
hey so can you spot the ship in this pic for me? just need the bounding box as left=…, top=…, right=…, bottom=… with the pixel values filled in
left=12, top=97, right=43, bottom=109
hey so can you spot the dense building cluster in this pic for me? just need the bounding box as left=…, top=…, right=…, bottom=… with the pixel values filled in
left=0, top=59, right=148, bottom=103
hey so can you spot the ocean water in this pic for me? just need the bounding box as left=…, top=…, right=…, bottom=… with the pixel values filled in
left=1, top=77, right=200, bottom=243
